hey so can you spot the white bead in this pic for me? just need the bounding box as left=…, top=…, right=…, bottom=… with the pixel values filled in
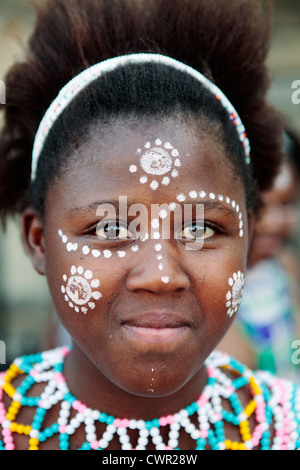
left=129, top=419, right=137, bottom=429
left=84, top=416, right=94, bottom=425
left=119, top=434, right=130, bottom=444
left=107, top=424, right=116, bottom=434
left=191, top=430, right=201, bottom=440
left=168, top=439, right=179, bottom=448
left=103, top=431, right=114, bottom=442
left=85, top=424, right=96, bottom=434
left=149, top=427, right=160, bottom=437
left=99, top=439, right=109, bottom=449
left=121, top=443, right=132, bottom=450
left=86, top=432, right=97, bottom=442
left=138, top=436, right=148, bottom=446
left=65, top=425, right=76, bottom=435
left=117, top=427, right=127, bottom=436
left=70, top=418, right=80, bottom=428
left=155, top=443, right=165, bottom=450
left=169, top=430, right=179, bottom=439
left=58, top=417, right=67, bottom=425
left=139, top=428, right=149, bottom=437
left=152, top=434, right=163, bottom=445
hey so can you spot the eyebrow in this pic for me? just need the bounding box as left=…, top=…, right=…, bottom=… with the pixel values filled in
left=68, top=199, right=239, bottom=219
left=181, top=199, right=240, bottom=218
left=68, top=200, right=121, bottom=218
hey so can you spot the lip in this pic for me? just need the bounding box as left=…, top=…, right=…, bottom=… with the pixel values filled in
left=120, top=312, right=191, bottom=345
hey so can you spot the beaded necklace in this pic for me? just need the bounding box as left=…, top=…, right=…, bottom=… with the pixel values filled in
left=0, top=347, right=299, bottom=450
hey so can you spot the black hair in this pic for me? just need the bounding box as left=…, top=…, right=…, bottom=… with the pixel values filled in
left=0, top=0, right=283, bottom=225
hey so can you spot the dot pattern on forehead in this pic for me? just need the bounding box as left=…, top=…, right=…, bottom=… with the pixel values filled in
left=174, top=191, right=245, bottom=238
left=226, top=271, right=245, bottom=317
left=129, top=139, right=184, bottom=191
left=61, top=266, right=102, bottom=315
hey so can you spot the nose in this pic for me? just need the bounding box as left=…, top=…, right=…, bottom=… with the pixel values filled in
left=126, top=241, right=190, bottom=294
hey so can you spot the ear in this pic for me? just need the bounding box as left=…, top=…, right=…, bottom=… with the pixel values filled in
left=21, top=208, right=46, bottom=275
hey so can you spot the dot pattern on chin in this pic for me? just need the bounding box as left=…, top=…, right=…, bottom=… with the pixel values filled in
left=61, top=266, right=102, bottom=315
left=129, top=139, right=183, bottom=191
left=175, top=190, right=244, bottom=238
left=226, top=271, right=245, bottom=317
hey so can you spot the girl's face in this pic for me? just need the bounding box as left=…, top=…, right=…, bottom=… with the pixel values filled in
left=29, top=116, right=250, bottom=399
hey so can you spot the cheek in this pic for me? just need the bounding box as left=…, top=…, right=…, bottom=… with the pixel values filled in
left=194, top=251, right=246, bottom=331
left=46, top=235, right=123, bottom=323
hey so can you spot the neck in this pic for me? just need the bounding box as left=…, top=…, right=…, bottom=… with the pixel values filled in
left=63, top=342, right=208, bottom=420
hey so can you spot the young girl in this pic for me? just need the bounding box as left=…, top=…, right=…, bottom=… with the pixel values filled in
left=0, top=0, right=299, bottom=451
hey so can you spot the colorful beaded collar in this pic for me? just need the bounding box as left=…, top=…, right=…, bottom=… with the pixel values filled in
left=1, top=347, right=299, bottom=450
left=31, top=53, right=251, bottom=181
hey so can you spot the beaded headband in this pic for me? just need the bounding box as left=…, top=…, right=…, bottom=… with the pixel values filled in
left=31, top=53, right=251, bottom=181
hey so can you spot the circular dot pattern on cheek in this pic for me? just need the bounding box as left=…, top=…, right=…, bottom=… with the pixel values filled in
left=226, top=271, right=245, bottom=317
left=61, top=266, right=102, bottom=315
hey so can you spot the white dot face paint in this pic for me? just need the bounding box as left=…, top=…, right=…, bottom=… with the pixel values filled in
left=140, top=147, right=173, bottom=176
left=174, top=189, right=245, bottom=239
left=130, top=140, right=184, bottom=190
left=61, top=266, right=102, bottom=314
left=226, top=271, right=245, bottom=317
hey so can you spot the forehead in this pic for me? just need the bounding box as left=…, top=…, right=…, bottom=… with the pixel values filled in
left=49, top=115, right=245, bottom=209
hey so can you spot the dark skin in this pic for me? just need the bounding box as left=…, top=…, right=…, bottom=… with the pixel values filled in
left=15, top=115, right=255, bottom=449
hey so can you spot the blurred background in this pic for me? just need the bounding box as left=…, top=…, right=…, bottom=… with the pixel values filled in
left=0, top=0, right=300, bottom=370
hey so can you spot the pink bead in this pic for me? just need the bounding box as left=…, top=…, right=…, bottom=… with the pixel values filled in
left=91, top=440, right=99, bottom=450
left=165, top=415, right=174, bottom=425
left=30, top=370, right=38, bottom=377
left=4, top=435, right=13, bottom=444
left=121, top=419, right=130, bottom=428
left=114, top=419, right=122, bottom=428
left=5, top=443, right=15, bottom=450
left=61, top=346, right=71, bottom=357
left=72, top=400, right=80, bottom=410
left=251, top=438, right=260, bottom=447
left=200, top=430, right=208, bottom=439
left=256, top=413, right=265, bottom=423
left=197, top=395, right=208, bottom=406
left=53, top=372, right=65, bottom=383
left=59, top=425, right=66, bottom=433
left=159, top=417, right=168, bottom=426
left=2, top=428, right=12, bottom=436
left=206, top=367, right=217, bottom=378
left=165, top=446, right=173, bottom=450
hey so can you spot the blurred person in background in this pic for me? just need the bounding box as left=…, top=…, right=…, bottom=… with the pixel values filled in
left=219, top=129, right=300, bottom=382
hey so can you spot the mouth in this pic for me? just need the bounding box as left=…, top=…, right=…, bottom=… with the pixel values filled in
left=121, top=313, right=191, bottom=345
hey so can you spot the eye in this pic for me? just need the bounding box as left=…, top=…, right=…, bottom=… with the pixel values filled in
left=96, top=221, right=133, bottom=240
left=180, top=223, right=215, bottom=241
